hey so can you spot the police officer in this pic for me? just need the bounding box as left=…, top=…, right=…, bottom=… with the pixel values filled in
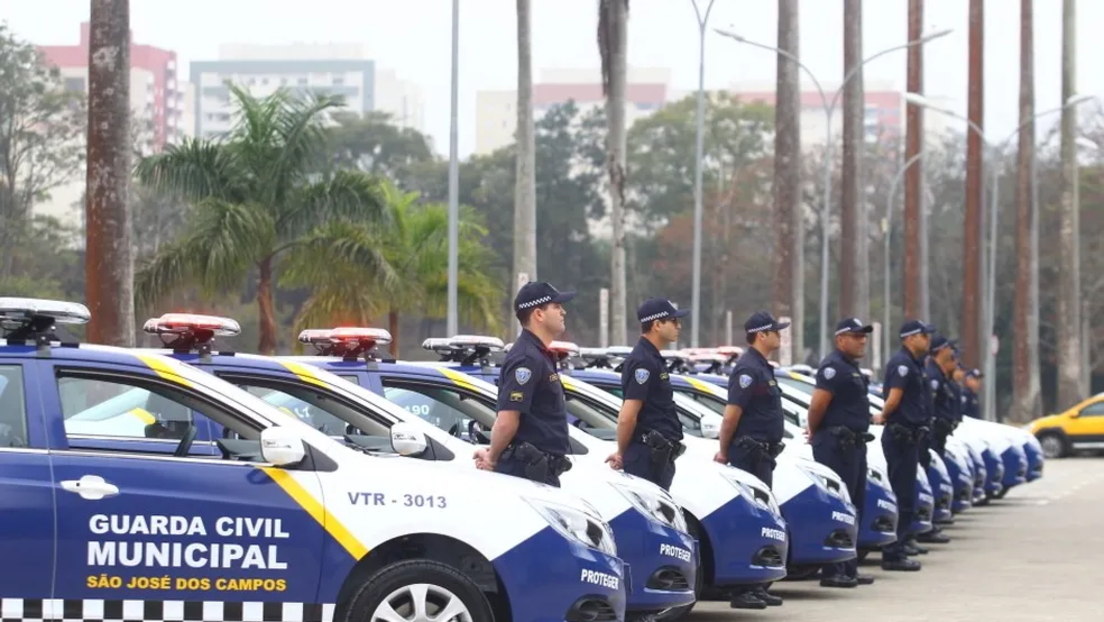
left=474, top=282, right=576, bottom=487
left=807, top=318, right=877, bottom=588
left=605, top=298, right=688, bottom=491
left=917, top=335, right=958, bottom=545
left=716, top=311, right=788, bottom=610
left=874, top=319, right=935, bottom=571
left=962, top=368, right=983, bottom=419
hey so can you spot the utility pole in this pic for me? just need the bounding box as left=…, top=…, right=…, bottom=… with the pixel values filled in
left=962, top=0, right=985, bottom=371
left=446, top=0, right=460, bottom=335
left=840, top=0, right=867, bottom=321
left=772, top=0, right=803, bottom=364
left=513, top=0, right=537, bottom=297
left=903, top=0, right=923, bottom=320
left=690, top=0, right=715, bottom=348
left=1056, top=0, right=1083, bottom=409
left=85, top=0, right=135, bottom=346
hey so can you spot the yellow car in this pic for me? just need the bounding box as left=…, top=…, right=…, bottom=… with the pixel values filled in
left=1028, top=394, right=1104, bottom=458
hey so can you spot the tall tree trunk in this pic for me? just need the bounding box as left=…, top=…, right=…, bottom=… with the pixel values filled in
left=389, top=308, right=400, bottom=357
left=962, top=0, right=985, bottom=370
left=514, top=0, right=537, bottom=288
left=256, top=256, right=278, bottom=355
left=903, top=0, right=923, bottom=320
left=840, top=0, right=867, bottom=321
left=85, top=0, right=135, bottom=346
left=1011, top=0, right=1040, bottom=423
left=1056, top=0, right=1083, bottom=409
left=772, top=0, right=803, bottom=363
left=600, top=0, right=629, bottom=345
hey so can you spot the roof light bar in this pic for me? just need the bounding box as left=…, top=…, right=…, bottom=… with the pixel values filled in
left=548, top=340, right=580, bottom=356
left=605, top=345, right=633, bottom=357
left=0, top=297, right=91, bottom=325
left=142, top=313, right=241, bottom=337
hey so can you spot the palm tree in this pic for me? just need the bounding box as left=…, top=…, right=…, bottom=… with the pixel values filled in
left=133, top=85, right=388, bottom=354
left=283, top=181, right=504, bottom=356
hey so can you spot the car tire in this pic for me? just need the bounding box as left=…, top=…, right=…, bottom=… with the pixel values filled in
left=1037, top=433, right=1066, bottom=460
left=993, top=487, right=1009, bottom=499
left=341, top=559, right=494, bottom=622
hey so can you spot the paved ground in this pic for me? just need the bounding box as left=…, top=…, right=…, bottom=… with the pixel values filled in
left=690, top=457, right=1104, bottom=621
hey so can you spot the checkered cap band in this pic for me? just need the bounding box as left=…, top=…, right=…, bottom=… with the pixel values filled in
left=747, top=323, right=774, bottom=333
left=517, top=295, right=552, bottom=309
left=640, top=311, right=670, bottom=323
left=0, top=598, right=335, bottom=622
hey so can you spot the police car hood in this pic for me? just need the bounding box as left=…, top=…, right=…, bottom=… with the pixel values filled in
left=955, top=418, right=1012, bottom=453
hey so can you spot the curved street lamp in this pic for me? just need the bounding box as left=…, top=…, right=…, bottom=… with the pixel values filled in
left=715, top=26, right=953, bottom=359
left=904, top=91, right=1096, bottom=421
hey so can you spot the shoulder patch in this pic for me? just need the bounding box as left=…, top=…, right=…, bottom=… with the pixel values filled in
left=738, top=374, right=753, bottom=389
left=897, top=365, right=909, bottom=377
left=930, top=379, right=939, bottom=389
left=510, top=391, right=524, bottom=402
left=634, top=368, right=650, bottom=384
left=822, top=367, right=836, bottom=380
left=515, top=367, right=532, bottom=385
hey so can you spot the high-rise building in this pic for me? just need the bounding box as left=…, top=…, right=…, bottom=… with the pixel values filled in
left=474, top=67, right=671, bottom=155
left=189, top=43, right=425, bottom=140
left=38, top=22, right=187, bottom=150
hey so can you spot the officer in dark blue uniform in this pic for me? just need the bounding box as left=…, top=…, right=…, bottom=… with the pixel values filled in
left=474, top=282, right=576, bottom=487
left=716, top=311, right=789, bottom=610
left=875, top=319, right=935, bottom=571
left=917, top=334, right=958, bottom=545
left=807, top=318, right=877, bottom=588
left=606, top=298, right=688, bottom=491
left=962, top=368, right=983, bottom=419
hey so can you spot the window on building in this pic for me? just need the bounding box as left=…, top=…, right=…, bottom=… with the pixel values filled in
left=333, top=75, right=345, bottom=86
left=63, top=77, right=85, bottom=93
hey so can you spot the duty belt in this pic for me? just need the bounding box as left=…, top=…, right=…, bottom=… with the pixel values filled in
left=826, top=426, right=875, bottom=457
left=503, top=441, right=573, bottom=481
left=734, top=436, right=785, bottom=460
left=886, top=422, right=929, bottom=444
left=639, top=429, right=686, bottom=466
left=932, top=418, right=958, bottom=435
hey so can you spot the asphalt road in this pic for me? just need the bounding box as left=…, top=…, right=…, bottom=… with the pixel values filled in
left=689, top=456, right=1104, bottom=621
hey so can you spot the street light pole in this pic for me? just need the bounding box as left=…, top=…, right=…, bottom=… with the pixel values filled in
left=884, top=149, right=925, bottom=365
left=714, top=27, right=952, bottom=358
left=690, top=0, right=716, bottom=348
left=905, top=92, right=1094, bottom=420
left=446, top=0, right=460, bottom=336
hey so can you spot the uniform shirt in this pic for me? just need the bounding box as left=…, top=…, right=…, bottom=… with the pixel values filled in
left=815, top=348, right=871, bottom=432
left=925, top=360, right=958, bottom=423
left=496, top=328, right=570, bottom=456
left=726, top=347, right=784, bottom=443
left=620, top=336, right=684, bottom=442
left=881, top=347, right=932, bottom=427
left=962, top=387, right=980, bottom=419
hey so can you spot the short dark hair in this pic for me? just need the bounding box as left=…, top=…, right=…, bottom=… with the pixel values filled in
left=746, top=332, right=757, bottom=345
left=641, top=319, right=659, bottom=334
left=516, top=303, right=551, bottom=326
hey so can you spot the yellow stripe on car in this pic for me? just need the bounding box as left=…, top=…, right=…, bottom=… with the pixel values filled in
left=135, top=353, right=195, bottom=388
left=277, top=360, right=328, bottom=388
left=261, top=467, right=368, bottom=560
left=128, top=407, right=156, bottom=424
left=439, top=367, right=480, bottom=392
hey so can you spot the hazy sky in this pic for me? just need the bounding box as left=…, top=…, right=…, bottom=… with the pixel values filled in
left=4, top=0, right=1101, bottom=157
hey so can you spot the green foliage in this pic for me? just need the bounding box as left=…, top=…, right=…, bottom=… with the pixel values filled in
left=133, top=85, right=387, bottom=352
left=325, top=110, right=436, bottom=182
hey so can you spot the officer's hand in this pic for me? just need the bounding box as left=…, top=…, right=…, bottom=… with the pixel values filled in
left=713, top=451, right=728, bottom=464
left=605, top=452, right=623, bottom=470
left=473, top=448, right=495, bottom=471
left=872, top=413, right=886, bottom=425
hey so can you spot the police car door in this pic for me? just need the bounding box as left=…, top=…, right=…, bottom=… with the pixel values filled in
left=38, top=359, right=326, bottom=610
left=0, top=359, right=56, bottom=604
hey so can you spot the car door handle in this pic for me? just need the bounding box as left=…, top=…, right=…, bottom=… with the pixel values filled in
left=60, top=475, right=120, bottom=501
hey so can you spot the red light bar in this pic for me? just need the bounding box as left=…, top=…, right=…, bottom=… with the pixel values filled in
left=548, top=340, right=580, bottom=355
left=143, top=313, right=241, bottom=336
left=714, top=346, right=744, bottom=356
left=297, top=327, right=392, bottom=346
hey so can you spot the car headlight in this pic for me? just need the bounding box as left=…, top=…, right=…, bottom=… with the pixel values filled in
left=524, top=497, right=617, bottom=557
left=612, top=484, right=688, bottom=534
left=802, top=465, right=852, bottom=505
left=721, top=472, right=781, bottom=515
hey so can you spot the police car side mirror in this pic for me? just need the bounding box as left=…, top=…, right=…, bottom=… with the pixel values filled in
left=700, top=413, right=722, bottom=439
left=391, top=422, right=429, bottom=456
left=260, top=426, right=307, bottom=466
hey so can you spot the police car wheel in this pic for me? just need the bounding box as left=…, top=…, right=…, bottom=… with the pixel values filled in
left=345, top=559, right=492, bottom=622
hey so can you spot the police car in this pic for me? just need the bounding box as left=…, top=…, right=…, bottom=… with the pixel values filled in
left=575, top=348, right=900, bottom=564
left=0, top=299, right=626, bottom=622
left=651, top=356, right=937, bottom=540
left=398, top=335, right=792, bottom=603
left=132, top=315, right=685, bottom=621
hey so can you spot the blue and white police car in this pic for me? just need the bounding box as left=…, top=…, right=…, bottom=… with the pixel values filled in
left=0, top=300, right=626, bottom=622
left=135, top=316, right=694, bottom=621
left=293, top=331, right=793, bottom=611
